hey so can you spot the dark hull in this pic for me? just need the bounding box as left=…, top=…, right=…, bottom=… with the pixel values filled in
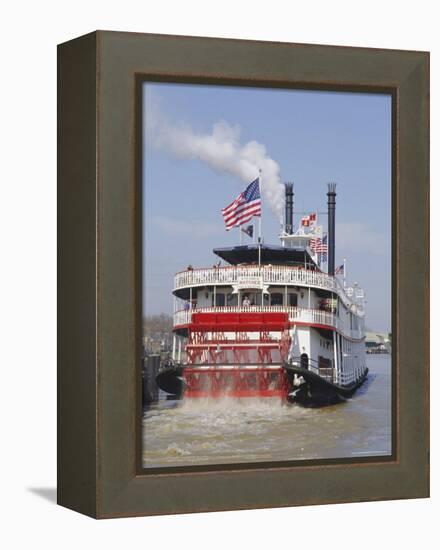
left=156, top=363, right=369, bottom=407
left=156, top=365, right=184, bottom=398
left=284, top=364, right=369, bottom=407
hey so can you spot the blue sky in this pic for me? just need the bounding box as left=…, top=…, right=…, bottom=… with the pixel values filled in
left=142, top=83, right=391, bottom=332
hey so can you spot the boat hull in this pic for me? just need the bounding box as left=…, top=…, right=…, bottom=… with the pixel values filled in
left=284, top=364, right=369, bottom=406
left=155, top=365, right=184, bottom=398
left=156, top=362, right=368, bottom=406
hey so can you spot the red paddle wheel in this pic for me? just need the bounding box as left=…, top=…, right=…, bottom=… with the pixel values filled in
left=183, top=312, right=291, bottom=399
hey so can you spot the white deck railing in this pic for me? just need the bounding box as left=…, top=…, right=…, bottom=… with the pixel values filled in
left=294, top=361, right=366, bottom=385
left=174, top=305, right=364, bottom=340
left=174, top=265, right=360, bottom=313
left=175, top=265, right=335, bottom=291
left=174, top=305, right=337, bottom=329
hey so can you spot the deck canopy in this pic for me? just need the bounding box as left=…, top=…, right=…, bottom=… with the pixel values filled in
left=213, top=244, right=318, bottom=268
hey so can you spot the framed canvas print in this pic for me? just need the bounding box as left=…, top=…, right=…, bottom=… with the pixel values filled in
left=58, top=31, right=429, bottom=518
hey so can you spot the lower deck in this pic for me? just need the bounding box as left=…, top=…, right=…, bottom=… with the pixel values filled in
left=169, top=311, right=367, bottom=399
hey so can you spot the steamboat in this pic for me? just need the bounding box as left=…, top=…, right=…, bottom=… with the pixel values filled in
left=157, top=181, right=368, bottom=405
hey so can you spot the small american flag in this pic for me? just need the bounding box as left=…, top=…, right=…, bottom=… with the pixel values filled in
left=316, top=234, right=328, bottom=253
left=310, top=234, right=328, bottom=253
left=335, top=263, right=345, bottom=275
left=309, top=237, right=320, bottom=251
left=222, top=178, right=261, bottom=230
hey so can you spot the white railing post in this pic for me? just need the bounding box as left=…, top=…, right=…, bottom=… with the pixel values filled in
left=174, top=304, right=345, bottom=333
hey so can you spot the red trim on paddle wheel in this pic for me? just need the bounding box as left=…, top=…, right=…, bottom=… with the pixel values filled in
left=183, top=312, right=291, bottom=399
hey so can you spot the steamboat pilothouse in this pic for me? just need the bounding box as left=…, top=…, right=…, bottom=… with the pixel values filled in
left=157, top=181, right=368, bottom=405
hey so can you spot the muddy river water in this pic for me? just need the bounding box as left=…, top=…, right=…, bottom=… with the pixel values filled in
left=142, top=354, right=392, bottom=467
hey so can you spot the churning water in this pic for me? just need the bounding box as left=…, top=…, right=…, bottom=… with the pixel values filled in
left=142, top=354, right=392, bottom=468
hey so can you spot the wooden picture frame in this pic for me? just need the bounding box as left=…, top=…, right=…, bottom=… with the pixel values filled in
left=57, top=31, right=429, bottom=518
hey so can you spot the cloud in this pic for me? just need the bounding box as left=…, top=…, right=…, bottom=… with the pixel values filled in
left=144, top=88, right=285, bottom=221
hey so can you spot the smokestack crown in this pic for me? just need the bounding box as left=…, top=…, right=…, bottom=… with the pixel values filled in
left=327, top=182, right=337, bottom=195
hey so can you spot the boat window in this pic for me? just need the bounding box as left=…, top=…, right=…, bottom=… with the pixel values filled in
left=215, top=293, right=225, bottom=307
left=270, top=292, right=283, bottom=306
left=251, top=293, right=260, bottom=306
left=288, top=293, right=298, bottom=307
left=226, top=293, right=238, bottom=306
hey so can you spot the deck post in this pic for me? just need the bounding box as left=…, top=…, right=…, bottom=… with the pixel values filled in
left=333, top=331, right=338, bottom=384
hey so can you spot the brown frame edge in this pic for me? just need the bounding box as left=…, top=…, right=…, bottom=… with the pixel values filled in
left=57, top=31, right=429, bottom=519
left=135, top=73, right=398, bottom=476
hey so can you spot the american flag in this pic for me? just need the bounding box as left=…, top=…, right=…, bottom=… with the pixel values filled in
left=335, top=263, right=345, bottom=275
left=309, top=237, right=320, bottom=251
left=317, top=235, right=328, bottom=253
left=309, top=234, right=328, bottom=253
left=222, top=178, right=261, bottom=230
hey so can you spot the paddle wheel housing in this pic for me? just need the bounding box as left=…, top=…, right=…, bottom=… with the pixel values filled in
left=182, top=312, right=291, bottom=399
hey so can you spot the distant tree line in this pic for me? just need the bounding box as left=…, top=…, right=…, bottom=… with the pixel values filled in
left=142, top=313, right=173, bottom=355
left=143, top=313, right=173, bottom=333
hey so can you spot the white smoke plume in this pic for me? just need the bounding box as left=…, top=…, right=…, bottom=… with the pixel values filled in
left=144, top=91, right=285, bottom=221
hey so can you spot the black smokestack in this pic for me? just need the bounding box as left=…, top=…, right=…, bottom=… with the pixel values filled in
left=327, top=183, right=337, bottom=275
left=285, top=182, right=294, bottom=234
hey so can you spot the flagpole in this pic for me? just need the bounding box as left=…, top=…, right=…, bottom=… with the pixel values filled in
left=258, top=168, right=262, bottom=242
left=343, top=257, right=346, bottom=287
left=258, top=169, right=262, bottom=266
left=258, top=218, right=262, bottom=266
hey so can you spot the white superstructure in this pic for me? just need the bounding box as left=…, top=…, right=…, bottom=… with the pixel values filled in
left=167, top=182, right=368, bottom=402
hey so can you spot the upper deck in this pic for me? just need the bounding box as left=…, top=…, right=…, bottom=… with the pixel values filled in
left=174, top=264, right=364, bottom=316
left=213, top=243, right=317, bottom=266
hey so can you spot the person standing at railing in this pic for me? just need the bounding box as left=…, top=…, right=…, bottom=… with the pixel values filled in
left=242, top=296, right=251, bottom=308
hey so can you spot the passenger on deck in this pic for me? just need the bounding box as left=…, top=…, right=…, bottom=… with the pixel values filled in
left=242, top=296, right=251, bottom=307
